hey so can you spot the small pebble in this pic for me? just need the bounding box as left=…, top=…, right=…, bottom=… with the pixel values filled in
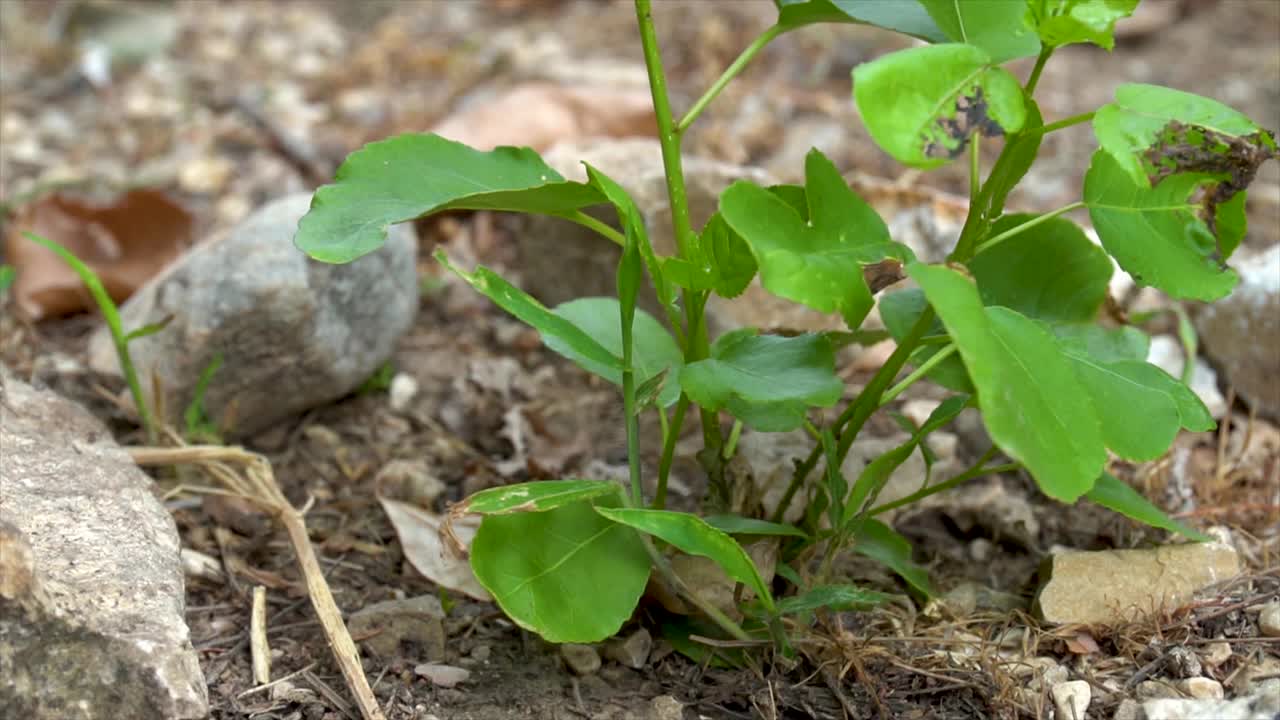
left=560, top=643, right=601, bottom=676
left=1198, top=641, right=1232, bottom=668
left=1166, top=646, right=1202, bottom=679
left=1112, top=698, right=1140, bottom=720
left=649, top=695, right=683, bottom=720
left=1136, top=680, right=1179, bottom=700
left=1174, top=677, right=1223, bottom=700
left=415, top=663, right=469, bottom=688
left=1051, top=680, right=1091, bottom=720
left=1258, top=601, right=1280, bottom=638
left=604, top=628, right=652, bottom=669
left=388, top=372, right=420, bottom=413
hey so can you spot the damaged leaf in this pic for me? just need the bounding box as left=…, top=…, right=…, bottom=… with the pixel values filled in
left=853, top=44, right=1027, bottom=168
left=5, top=189, right=192, bottom=320
left=1084, top=150, right=1243, bottom=301
left=1093, top=83, right=1277, bottom=192
left=918, top=0, right=1041, bottom=62
left=1029, top=0, right=1139, bottom=50
left=378, top=495, right=492, bottom=601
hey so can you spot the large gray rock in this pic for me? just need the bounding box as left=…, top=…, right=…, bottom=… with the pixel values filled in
left=1194, top=243, right=1280, bottom=420
left=88, top=192, right=418, bottom=437
left=1035, top=543, right=1240, bottom=626
left=0, top=372, right=207, bottom=719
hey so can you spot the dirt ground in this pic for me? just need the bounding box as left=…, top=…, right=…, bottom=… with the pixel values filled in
left=2, top=2, right=1279, bottom=719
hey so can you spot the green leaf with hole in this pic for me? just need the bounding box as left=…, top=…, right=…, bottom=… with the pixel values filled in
left=918, top=0, right=1040, bottom=62
left=550, top=298, right=683, bottom=407
left=1086, top=472, right=1209, bottom=541
left=777, top=585, right=892, bottom=615
left=774, top=0, right=946, bottom=40
left=970, top=215, right=1113, bottom=323
left=297, top=134, right=605, bottom=263
left=437, top=252, right=620, bottom=374
left=1085, top=150, right=1242, bottom=301
left=679, top=329, right=842, bottom=432
left=880, top=288, right=973, bottom=393
left=719, top=150, right=909, bottom=329
left=910, top=263, right=1106, bottom=502
left=853, top=44, right=1027, bottom=169
left=1092, top=84, right=1277, bottom=189
left=703, top=515, right=808, bottom=539
left=852, top=519, right=934, bottom=598
left=1029, top=0, right=1139, bottom=50
left=663, top=213, right=757, bottom=298
left=596, top=507, right=775, bottom=613
left=470, top=497, right=649, bottom=643
left=459, top=479, right=622, bottom=516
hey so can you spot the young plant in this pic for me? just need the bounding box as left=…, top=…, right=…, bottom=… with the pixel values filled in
left=295, top=0, right=1274, bottom=647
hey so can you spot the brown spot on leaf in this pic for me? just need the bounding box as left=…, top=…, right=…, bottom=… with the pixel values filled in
left=924, top=87, right=1008, bottom=160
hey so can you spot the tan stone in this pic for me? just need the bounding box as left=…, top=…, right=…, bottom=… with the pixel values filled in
left=1035, top=543, right=1240, bottom=625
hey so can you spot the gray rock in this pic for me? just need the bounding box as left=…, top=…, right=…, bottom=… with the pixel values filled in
left=1258, top=601, right=1280, bottom=637
left=1194, top=243, right=1280, bottom=420
left=1113, top=698, right=1141, bottom=720
left=347, top=595, right=446, bottom=661
left=560, top=643, right=602, bottom=676
left=87, top=192, right=418, bottom=437
left=1035, top=543, right=1240, bottom=626
left=604, top=628, right=652, bottom=669
left=649, top=695, right=684, bottom=720
left=0, top=373, right=207, bottom=719
left=1142, top=691, right=1280, bottom=720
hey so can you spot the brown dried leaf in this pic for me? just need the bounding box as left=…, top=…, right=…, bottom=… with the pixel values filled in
left=431, top=82, right=655, bottom=152
left=377, top=494, right=492, bottom=601
left=5, top=189, right=192, bottom=320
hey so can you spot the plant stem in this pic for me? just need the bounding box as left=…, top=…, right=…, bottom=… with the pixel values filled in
left=565, top=210, right=626, bottom=246
left=880, top=344, right=957, bottom=407
left=639, top=532, right=751, bottom=641
left=868, top=455, right=1018, bottom=517
left=654, top=396, right=689, bottom=509
left=1027, top=111, right=1095, bottom=138
left=722, top=419, right=744, bottom=460
left=1024, top=47, right=1053, bottom=96
left=25, top=232, right=156, bottom=444
left=969, top=133, right=982, bottom=207
left=973, top=201, right=1085, bottom=256
left=635, top=0, right=724, bottom=476
left=769, top=308, right=937, bottom=524
left=676, top=24, right=785, bottom=134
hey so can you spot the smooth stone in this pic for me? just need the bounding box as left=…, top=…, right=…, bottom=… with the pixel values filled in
left=560, top=643, right=602, bottom=676
left=649, top=695, right=684, bottom=720
left=1142, top=691, right=1280, bottom=720
left=1257, top=601, right=1280, bottom=637
left=1175, top=677, right=1223, bottom=700
left=1194, top=243, right=1280, bottom=420
left=1198, top=641, right=1232, bottom=668
left=604, top=628, right=652, bottom=670
left=1051, top=680, right=1091, bottom=720
left=87, top=192, right=418, bottom=437
left=347, top=595, right=446, bottom=660
left=0, top=372, right=207, bottom=719
left=1035, top=543, right=1240, bottom=625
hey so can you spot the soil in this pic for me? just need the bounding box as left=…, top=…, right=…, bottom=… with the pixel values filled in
left=1, top=2, right=1278, bottom=720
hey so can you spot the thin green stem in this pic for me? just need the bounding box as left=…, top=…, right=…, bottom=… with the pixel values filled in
left=973, top=201, right=1085, bottom=256
left=1024, top=47, right=1053, bottom=97
left=654, top=396, right=689, bottom=509
left=969, top=132, right=982, bottom=208
left=25, top=232, right=156, bottom=444
left=868, top=456, right=1018, bottom=517
left=722, top=419, right=744, bottom=461
left=880, top=344, right=957, bottom=407
left=635, top=0, right=724, bottom=476
left=1026, top=111, right=1095, bottom=138
left=565, top=210, right=626, bottom=246
left=676, top=24, right=785, bottom=134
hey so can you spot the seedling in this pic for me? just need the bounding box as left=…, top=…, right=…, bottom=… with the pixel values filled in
left=296, top=0, right=1275, bottom=648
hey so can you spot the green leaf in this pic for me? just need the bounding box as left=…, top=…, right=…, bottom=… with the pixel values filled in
left=679, top=330, right=843, bottom=432
left=853, top=44, right=1027, bottom=169
left=720, top=150, right=909, bottom=329
left=663, top=213, right=757, bottom=298
left=774, top=0, right=947, bottom=40
left=1052, top=323, right=1149, bottom=363
left=123, top=315, right=174, bottom=342
left=918, top=0, right=1040, bottom=62
left=551, top=298, right=683, bottom=407
left=853, top=519, right=934, bottom=598
left=1062, top=356, right=1183, bottom=461
left=1029, top=0, right=1139, bottom=50
left=585, top=164, right=678, bottom=326
left=595, top=507, right=776, bottom=613
left=1086, top=472, right=1210, bottom=541
left=777, top=585, right=892, bottom=615
left=909, top=264, right=1106, bottom=502
left=879, top=288, right=973, bottom=392
left=459, top=479, right=622, bottom=515
left=470, top=498, right=649, bottom=643
left=970, top=214, right=1113, bottom=323
left=1084, top=150, right=1242, bottom=301
left=1092, top=83, right=1277, bottom=189
left=0, top=264, right=17, bottom=297
left=983, top=98, right=1044, bottom=219
left=297, top=133, right=605, bottom=263
left=437, top=253, right=622, bottom=377
left=703, top=514, right=808, bottom=539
